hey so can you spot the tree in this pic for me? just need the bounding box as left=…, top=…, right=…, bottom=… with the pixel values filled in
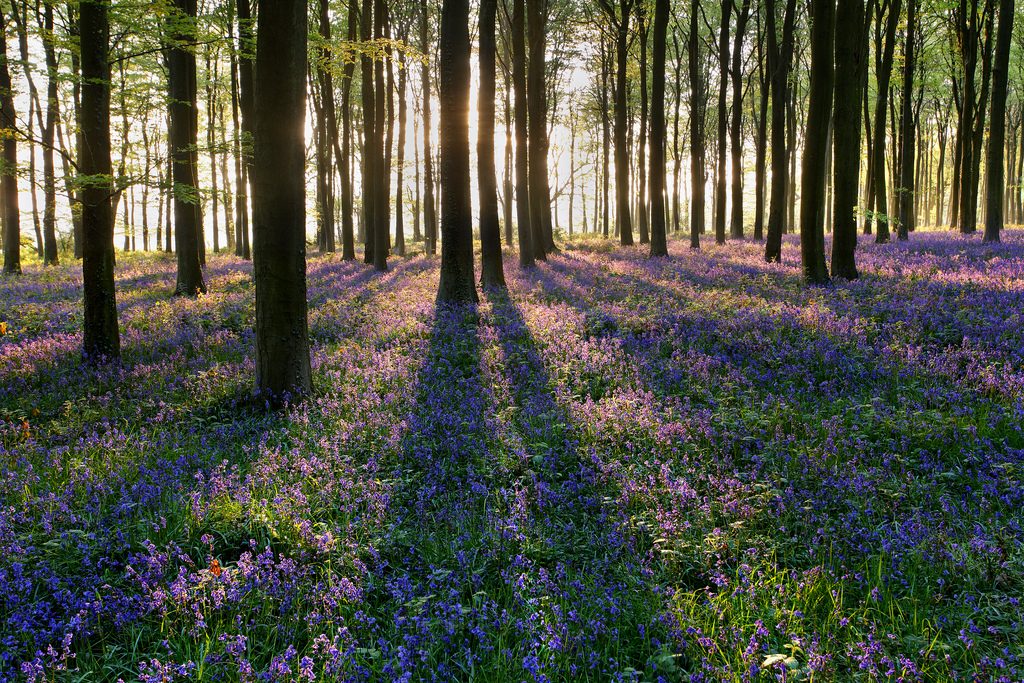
left=168, top=0, right=206, bottom=295
left=513, top=0, right=535, bottom=267
left=649, top=0, right=669, bottom=257
left=527, top=0, right=554, bottom=257
left=40, top=1, right=60, bottom=265
left=80, top=0, right=119, bottom=361
left=688, top=0, right=707, bottom=250
left=479, top=0, right=506, bottom=287
left=983, top=0, right=1015, bottom=243
left=729, top=0, right=751, bottom=239
left=764, top=0, right=797, bottom=262
left=714, top=0, right=733, bottom=245
left=421, top=0, right=437, bottom=256
left=436, top=0, right=478, bottom=303
left=896, top=0, right=917, bottom=240
left=799, top=0, right=834, bottom=284
left=831, top=0, right=866, bottom=279
left=869, top=0, right=902, bottom=242
left=252, top=0, right=312, bottom=399
left=598, top=0, right=637, bottom=245
left=0, top=4, right=20, bottom=275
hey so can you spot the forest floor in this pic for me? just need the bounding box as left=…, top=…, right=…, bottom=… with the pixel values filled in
left=1, top=232, right=1023, bottom=682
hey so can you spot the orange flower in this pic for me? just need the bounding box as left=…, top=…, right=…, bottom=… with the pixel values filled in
left=0, top=321, right=7, bottom=335
left=209, top=558, right=222, bottom=577
left=21, top=420, right=29, bottom=438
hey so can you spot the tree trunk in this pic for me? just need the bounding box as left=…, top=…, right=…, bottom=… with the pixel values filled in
left=896, top=0, right=917, bottom=240
left=80, top=0, right=119, bottom=360
left=479, top=0, right=505, bottom=286
left=800, top=0, right=834, bottom=284
left=372, top=0, right=388, bottom=271
left=613, top=0, right=635, bottom=245
left=983, top=0, right=1014, bottom=243
left=649, top=0, right=669, bottom=256
left=0, top=6, right=21, bottom=274
left=714, top=0, right=732, bottom=245
left=316, top=0, right=337, bottom=253
left=396, top=53, right=408, bottom=257
left=688, top=0, right=705, bottom=249
left=340, top=0, right=357, bottom=259
left=436, top=0, right=478, bottom=303
left=169, top=0, right=207, bottom=295
left=513, top=0, right=534, bottom=266
left=527, top=0, right=550, bottom=258
left=637, top=9, right=650, bottom=244
left=231, top=0, right=251, bottom=259
left=764, top=0, right=797, bottom=261
left=421, top=0, right=437, bottom=255
left=252, top=0, right=312, bottom=399
left=831, top=0, right=866, bottom=279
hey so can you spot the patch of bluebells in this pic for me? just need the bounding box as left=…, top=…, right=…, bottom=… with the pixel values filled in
left=0, top=233, right=1022, bottom=680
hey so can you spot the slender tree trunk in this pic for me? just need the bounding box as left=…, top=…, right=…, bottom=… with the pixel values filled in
left=764, top=0, right=797, bottom=261
left=253, top=0, right=312, bottom=399
left=39, top=2, right=59, bottom=264
left=479, top=0, right=506, bottom=286
left=527, top=0, right=550, bottom=258
left=602, top=38, right=611, bottom=238
left=339, top=0, right=357, bottom=259
left=513, top=0, right=534, bottom=266
left=373, top=0, right=389, bottom=271
left=896, top=0, right=917, bottom=240
left=421, top=0, right=437, bottom=255
left=688, top=0, right=705, bottom=249
left=984, top=0, right=1014, bottom=242
left=396, top=55, right=408, bottom=257
left=436, top=0, right=478, bottom=303
left=649, top=0, right=669, bottom=256
left=80, top=0, right=119, bottom=360
left=637, top=10, right=650, bottom=244
left=0, top=6, right=21, bottom=274
left=714, top=0, right=732, bottom=245
left=613, top=0, right=635, bottom=245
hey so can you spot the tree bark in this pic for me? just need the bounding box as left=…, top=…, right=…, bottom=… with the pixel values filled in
left=169, top=0, right=206, bottom=294
left=0, top=6, right=20, bottom=274
left=436, top=0, right=478, bottom=303
left=831, top=0, right=866, bottom=279
left=688, top=0, right=705, bottom=249
left=80, top=0, right=119, bottom=360
left=527, top=0, right=551, bottom=258
left=649, top=0, right=669, bottom=256
left=764, top=0, right=797, bottom=261
left=983, top=0, right=1014, bottom=242
left=800, top=0, right=834, bottom=284
left=513, top=0, right=535, bottom=266
left=714, top=0, right=732, bottom=245
left=479, top=0, right=506, bottom=287
left=253, top=0, right=312, bottom=399
left=421, top=0, right=437, bottom=255
left=896, top=0, right=917, bottom=240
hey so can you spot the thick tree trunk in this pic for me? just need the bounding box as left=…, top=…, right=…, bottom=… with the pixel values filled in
left=436, top=0, right=478, bottom=303
left=169, top=0, right=206, bottom=295
left=479, top=0, right=505, bottom=287
left=983, top=0, right=1014, bottom=243
left=831, top=0, right=866, bottom=279
left=800, top=0, right=834, bottom=284
left=253, top=0, right=312, bottom=399
left=80, top=0, right=119, bottom=360
left=649, top=0, right=669, bottom=257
